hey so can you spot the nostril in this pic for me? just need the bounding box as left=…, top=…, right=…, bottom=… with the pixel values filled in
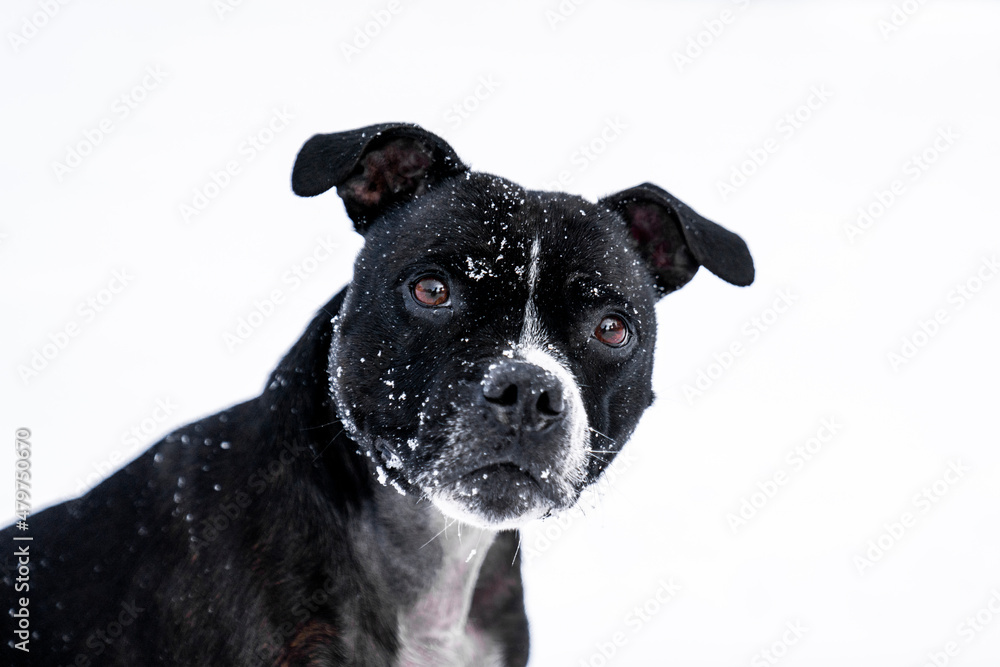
left=499, top=384, right=518, bottom=406
left=536, top=390, right=563, bottom=416
left=485, top=383, right=519, bottom=407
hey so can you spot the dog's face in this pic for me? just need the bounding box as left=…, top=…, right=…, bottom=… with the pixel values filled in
left=292, top=124, right=754, bottom=529
left=330, top=176, right=660, bottom=528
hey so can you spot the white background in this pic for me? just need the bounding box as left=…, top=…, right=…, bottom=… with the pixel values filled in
left=3, top=1, right=999, bottom=665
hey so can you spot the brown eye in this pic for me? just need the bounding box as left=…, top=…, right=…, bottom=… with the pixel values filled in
left=412, top=276, right=449, bottom=307
left=594, top=315, right=628, bottom=347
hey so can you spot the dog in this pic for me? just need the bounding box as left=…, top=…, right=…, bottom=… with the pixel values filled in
left=2, top=123, right=754, bottom=666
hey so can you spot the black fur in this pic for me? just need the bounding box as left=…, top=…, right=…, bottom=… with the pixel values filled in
left=2, top=123, right=753, bottom=666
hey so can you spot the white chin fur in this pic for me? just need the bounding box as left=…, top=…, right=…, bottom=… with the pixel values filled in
left=428, top=492, right=551, bottom=531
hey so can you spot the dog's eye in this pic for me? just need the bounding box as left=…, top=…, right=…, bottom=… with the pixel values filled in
left=412, top=276, right=450, bottom=307
left=594, top=315, right=628, bottom=347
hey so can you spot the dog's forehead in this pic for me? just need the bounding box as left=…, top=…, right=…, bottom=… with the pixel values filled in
left=364, top=173, right=645, bottom=290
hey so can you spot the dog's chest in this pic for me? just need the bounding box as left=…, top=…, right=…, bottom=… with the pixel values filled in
left=393, top=529, right=505, bottom=667
left=395, top=618, right=504, bottom=667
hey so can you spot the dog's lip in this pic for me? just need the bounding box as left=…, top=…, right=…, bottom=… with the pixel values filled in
left=470, top=461, right=535, bottom=480
left=440, top=461, right=553, bottom=496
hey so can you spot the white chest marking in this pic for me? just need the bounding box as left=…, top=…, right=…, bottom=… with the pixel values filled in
left=395, top=526, right=505, bottom=667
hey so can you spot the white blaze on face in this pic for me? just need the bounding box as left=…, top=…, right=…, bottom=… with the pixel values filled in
left=516, top=236, right=590, bottom=501
left=519, top=237, right=545, bottom=348
left=428, top=236, right=592, bottom=530
left=526, top=236, right=542, bottom=300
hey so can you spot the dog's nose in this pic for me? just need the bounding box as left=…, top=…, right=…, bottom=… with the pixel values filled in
left=482, top=360, right=565, bottom=431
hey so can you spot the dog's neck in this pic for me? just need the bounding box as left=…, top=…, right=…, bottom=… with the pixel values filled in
left=396, top=516, right=498, bottom=663
left=364, top=481, right=502, bottom=665
left=270, top=290, right=506, bottom=661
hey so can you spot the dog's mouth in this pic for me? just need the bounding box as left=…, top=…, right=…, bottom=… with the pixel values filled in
left=456, top=462, right=550, bottom=499
left=422, top=458, right=576, bottom=529
left=446, top=461, right=541, bottom=487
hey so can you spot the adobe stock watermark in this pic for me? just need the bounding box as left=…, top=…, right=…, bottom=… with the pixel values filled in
left=577, top=578, right=681, bottom=667
left=75, top=599, right=145, bottom=662
left=179, top=106, right=294, bottom=224
left=442, top=75, right=501, bottom=130
left=50, top=65, right=167, bottom=182
left=224, top=234, right=339, bottom=350
left=672, top=0, right=752, bottom=73
left=16, top=269, right=135, bottom=385
left=680, top=289, right=797, bottom=405
left=727, top=417, right=843, bottom=534
left=541, top=116, right=628, bottom=191
left=716, top=84, right=833, bottom=201
left=887, top=254, right=998, bottom=371
left=853, top=459, right=970, bottom=575
left=915, top=587, right=1000, bottom=667
left=521, top=448, right=637, bottom=564
left=340, top=0, right=404, bottom=63
left=250, top=576, right=341, bottom=662
left=877, top=0, right=931, bottom=40
left=544, top=0, right=588, bottom=30
left=213, top=0, right=247, bottom=20
left=7, top=0, right=73, bottom=53
left=750, top=620, right=808, bottom=667
left=843, top=126, right=959, bottom=244
left=186, top=437, right=314, bottom=549
left=73, top=398, right=179, bottom=496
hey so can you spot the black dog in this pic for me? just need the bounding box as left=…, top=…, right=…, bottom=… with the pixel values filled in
left=2, top=123, right=753, bottom=666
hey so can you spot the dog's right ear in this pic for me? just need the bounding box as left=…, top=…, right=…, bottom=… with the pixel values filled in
left=291, top=123, right=467, bottom=233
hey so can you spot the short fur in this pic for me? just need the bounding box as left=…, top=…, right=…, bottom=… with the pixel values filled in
left=2, top=123, right=753, bottom=666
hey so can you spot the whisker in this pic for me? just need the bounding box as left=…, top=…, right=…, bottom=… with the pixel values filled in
left=585, top=450, right=612, bottom=464
left=420, top=517, right=458, bottom=550
left=312, top=427, right=347, bottom=461
left=587, top=427, right=616, bottom=443
left=300, top=419, right=341, bottom=431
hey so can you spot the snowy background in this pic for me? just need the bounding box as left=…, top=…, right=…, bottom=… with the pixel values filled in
left=3, top=1, right=1000, bottom=665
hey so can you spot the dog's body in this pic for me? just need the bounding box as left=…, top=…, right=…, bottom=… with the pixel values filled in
left=2, top=124, right=753, bottom=666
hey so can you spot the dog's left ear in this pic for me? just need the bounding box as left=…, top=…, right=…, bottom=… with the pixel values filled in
left=292, top=123, right=468, bottom=233
left=600, top=183, right=755, bottom=296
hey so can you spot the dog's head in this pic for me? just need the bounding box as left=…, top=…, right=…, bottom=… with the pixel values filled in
left=292, top=124, right=754, bottom=529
